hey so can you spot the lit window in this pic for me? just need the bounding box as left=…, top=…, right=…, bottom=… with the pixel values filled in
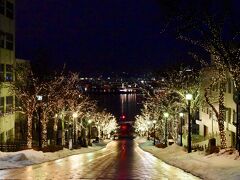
left=6, top=96, right=13, bottom=113
left=0, top=0, right=4, bottom=15
left=6, top=1, right=13, bottom=19
left=6, top=33, right=13, bottom=50
left=0, top=97, right=4, bottom=115
left=6, top=64, right=13, bottom=81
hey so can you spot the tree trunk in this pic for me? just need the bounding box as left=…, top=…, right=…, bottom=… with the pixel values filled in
left=219, top=83, right=227, bottom=149
left=53, top=117, right=58, bottom=145
left=27, top=113, right=33, bottom=149
left=62, top=119, right=65, bottom=145
left=172, top=116, right=178, bottom=142
left=41, top=111, right=48, bottom=148
left=204, top=86, right=227, bottom=149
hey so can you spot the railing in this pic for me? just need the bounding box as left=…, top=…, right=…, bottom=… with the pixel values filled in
left=0, top=141, right=27, bottom=152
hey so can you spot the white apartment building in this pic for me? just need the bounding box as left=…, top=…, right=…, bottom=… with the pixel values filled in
left=0, top=0, right=15, bottom=142
left=197, top=68, right=237, bottom=147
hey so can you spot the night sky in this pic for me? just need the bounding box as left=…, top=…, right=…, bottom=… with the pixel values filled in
left=15, top=1, right=233, bottom=75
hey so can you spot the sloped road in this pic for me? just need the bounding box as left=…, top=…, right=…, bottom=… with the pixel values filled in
left=0, top=140, right=200, bottom=179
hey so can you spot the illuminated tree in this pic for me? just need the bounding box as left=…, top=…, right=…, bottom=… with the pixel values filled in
left=10, top=63, right=42, bottom=149
left=102, top=115, right=117, bottom=137
left=200, top=65, right=229, bottom=148
left=161, top=67, right=202, bottom=141
left=157, top=0, right=240, bottom=148
left=134, top=111, right=151, bottom=136
left=39, top=72, right=93, bottom=147
left=92, top=111, right=117, bottom=139
left=138, top=66, right=202, bottom=144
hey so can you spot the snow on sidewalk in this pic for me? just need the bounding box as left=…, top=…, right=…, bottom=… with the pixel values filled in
left=136, top=137, right=240, bottom=180
left=0, top=140, right=110, bottom=170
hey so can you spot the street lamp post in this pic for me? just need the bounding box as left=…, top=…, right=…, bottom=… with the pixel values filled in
left=186, top=93, right=193, bottom=153
left=147, top=121, right=151, bottom=140
left=164, top=112, right=169, bottom=146
left=179, top=113, right=184, bottom=146
left=54, top=113, right=58, bottom=145
left=153, top=120, right=156, bottom=145
left=36, top=95, right=43, bottom=148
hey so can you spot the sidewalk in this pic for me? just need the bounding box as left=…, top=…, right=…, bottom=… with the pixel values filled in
left=136, top=137, right=240, bottom=180
left=0, top=140, right=111, bottom=170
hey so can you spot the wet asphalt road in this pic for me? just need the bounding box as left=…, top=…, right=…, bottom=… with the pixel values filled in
left=0, top=140, right=200, bottom=179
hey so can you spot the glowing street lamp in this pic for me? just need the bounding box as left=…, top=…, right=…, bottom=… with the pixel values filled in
left=164, top=112, right=169, bottom=146
left=164, top=112, right=169, bottom=118
left=88, top=119, right=92, bottom=124
left=73, top=112, right=78, bottom=118
left=153, top=120, right=157, bottom=145
left=186, top=93, right=193, bottom=153
left=179, top=113, right=184, bottom=146
left=186, top=93, right=193, bottom=101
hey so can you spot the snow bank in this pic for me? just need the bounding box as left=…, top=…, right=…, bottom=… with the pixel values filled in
left=137, top=138, right=240, bottom=180
left=0, top=140, right=109, bottom=170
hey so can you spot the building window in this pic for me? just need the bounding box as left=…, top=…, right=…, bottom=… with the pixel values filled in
left=233, top=84, right=236, bottom=94
left=223, top=110, right=227, bottom=122
left=0, top=0, right=4, bottom=15
left=0, top=64, right=4, bottom=82
left=221, top=82, right=226, bottom=92
left=0, top=97, right=4, bottom=115
left=15, top=97, right=22, bottom=111
left=228, top=108, right=232, bottom=123
left=6, top=1, right=13, bottom=19
left=212, top=84, right=215, bottom=91
left=213, top=83, right=219, bottom=92
left=6, top=128, right=13, bottom=141
left=209, top=110, right=212, bottom=119
left=6, top=33, right=13, bottom=50
left=233, top=110, right=236, bottom=125
left=228, top=79, right=232, bottom=94
left=0, top=132, right=4, bottom=142
left=6, top=64, right=13, bottom=81
left=0, top=31, right=4, bottom=48
left=6, top=96, right=13, bottom=113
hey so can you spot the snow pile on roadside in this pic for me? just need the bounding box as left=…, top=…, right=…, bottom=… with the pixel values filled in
left=135, top=136, right=149, bottom=144
left=0, top=150, right=45, bottom=169
left=138, top=139, right=240, bottom=180
left=0, top=140, right=109, bottom=170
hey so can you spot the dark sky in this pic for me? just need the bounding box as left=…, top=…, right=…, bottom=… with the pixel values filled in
left=14, top=1, right=216, bottom=75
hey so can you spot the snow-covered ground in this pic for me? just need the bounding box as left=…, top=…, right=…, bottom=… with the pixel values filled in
left=136, top=137, right=240, bottom=180
left=0, top=140, right=110, bottom=170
